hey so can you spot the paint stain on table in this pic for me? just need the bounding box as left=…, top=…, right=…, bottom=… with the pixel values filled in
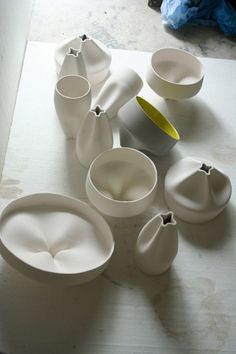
left=211, top=144, right=236, bottom=164
left=153, top=277, right=230, bottom=352
left=0, top=179, right=23, bottom=199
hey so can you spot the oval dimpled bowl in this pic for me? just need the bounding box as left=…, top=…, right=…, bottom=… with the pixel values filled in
left=0, top=193, right=114, bottom=285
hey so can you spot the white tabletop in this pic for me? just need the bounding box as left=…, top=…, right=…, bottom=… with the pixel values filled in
left=0, top=42, right=236, bottom=354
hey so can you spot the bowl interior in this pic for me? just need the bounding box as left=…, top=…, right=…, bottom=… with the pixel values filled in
left=0, top=194, right=113, bottom=276
left=136, top=96, right=180, bottom=140
left=89, top=148, right=157, bottom=202
left=152, top=48, right=203, bottom=85
left=56, top=75, right=90, bottom=98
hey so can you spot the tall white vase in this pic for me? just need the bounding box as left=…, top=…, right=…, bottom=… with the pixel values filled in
left=55, top=34, right=112, bottom=85
left=135, top=211, right=178, bottom=275
left=59, top=48, right=87, bottom=79
left=164, top=157, right=232, bottom=223
left=54, top=75, right=91, bottom=138
left=93, top=67, right=143, bottom=119
left=76, top=106, right=113, bottom=168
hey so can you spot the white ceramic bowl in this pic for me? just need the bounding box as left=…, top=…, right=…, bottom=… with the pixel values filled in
left=146, top=48, right=204, bottom=100
left=0, top=193, right=114, bottom=285
left=86, top=147, right=158, bottom=217
left=119, top=96, right=180, bottom=156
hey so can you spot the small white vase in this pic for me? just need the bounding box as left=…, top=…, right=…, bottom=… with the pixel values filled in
left=164, top=157, right=232, bottom=223
left=93, top=67, right=143, bottom=119
left=55, top=34, right=112, bottom=85
left=59, top=47, right=87, bottom=79
left=135, top=211, right=178, bottom=275
left=76, top=105, right=113, bottom=168
left=54, top=75, right=91, bottom=138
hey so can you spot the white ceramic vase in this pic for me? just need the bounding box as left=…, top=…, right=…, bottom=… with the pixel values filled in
left=55, top=34, right=112, bottom=85
left=76, top=105, right=113, bottom=168
left=135, top=211, right=178, bottom=275
left=58, top=47, right=87, bottom=79
left=93, top=67, right=143, bottom=119
left=164, top=157, right=232, bottom=223
left=54, top=74, right=91, bottom=138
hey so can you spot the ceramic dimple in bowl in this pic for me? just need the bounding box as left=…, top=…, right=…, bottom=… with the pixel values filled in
left=146, top=48, right=204, bottom=100
left=86, top=147, right=158, bottom=217
left=0, top=193, right=114, bottom=285
left=119, top=96, right=180, bottom=156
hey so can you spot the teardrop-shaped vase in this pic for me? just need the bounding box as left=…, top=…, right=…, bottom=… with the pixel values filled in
left=76, top=105, right=113, bottom=168
left=135, top=211, right=178, bottom=275
left=59, top=48, right=87, bottom=79
left=164, top=157, right=232, bottom=223
left=93, top=67, right=143, bottom=119
left=55, top=34, right=111, bottom=85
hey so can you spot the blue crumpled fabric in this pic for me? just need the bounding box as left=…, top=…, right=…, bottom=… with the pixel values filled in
left=161, top=0, right=236, bottom=36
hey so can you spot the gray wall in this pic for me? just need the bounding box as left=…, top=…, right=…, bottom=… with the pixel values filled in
left=0, top=0, right=32, bottom=176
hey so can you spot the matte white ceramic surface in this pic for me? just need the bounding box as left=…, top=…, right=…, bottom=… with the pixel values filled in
left=58, top=47, right=87, bottom=79
left=165, top=157, right=232, bottom=223
left=55, top=34, right=112, bottom=85
left=76, top=105, right=113, bottom=168
left=86, top=147, right=158, bottom=217
left=135, top=211, right=178, bottom=275
left=93, top=67, right=143, bottom=118
left=146, top=48, right=204, bottom=100
left=0, top=193, right=114, bottom=285
left=54, top=74, right=91, bottom=138
left=119, top=96, right=180, bottom=156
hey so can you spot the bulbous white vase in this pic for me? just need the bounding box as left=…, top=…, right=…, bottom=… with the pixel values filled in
left=55, top=34, right=112, bottom=85
left=93, top=67, right=143, bottom=119
left=54, top=75, right=91, bottom=138
left=59, top=48, right=87, bottom=79
left=76, top=105, right=113, bottom=168
left=164, top=157, right=232, bottom=223
left=135, top=211, right=178, bottom=275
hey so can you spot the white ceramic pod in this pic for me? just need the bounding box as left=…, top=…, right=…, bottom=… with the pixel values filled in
left=58, top=47, right=87, bottom=79
left=93, top=67, right=143, bottom=119
left=165, top=157, right=232, bottom=223
left=146, top=48, right=204, bottom=100
left=86, top=147, right=158, bottom=217
left=0, top=193, right=114, bottom=285
left=54, top=74, right=91, bottom=138
left=76, top=105, right=113, bottom=168
left=135, top=211, right=178, bottom=275
left=119, top=96, right=180, bottom=156
left=55, top=34, right=112, bottom=85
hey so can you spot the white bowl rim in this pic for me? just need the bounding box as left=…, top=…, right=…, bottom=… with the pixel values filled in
left=87, top=147, right=158, bottom=204
left=0, top=192, right=114, bottom=276
left=150, top=47, right=204, bottom=86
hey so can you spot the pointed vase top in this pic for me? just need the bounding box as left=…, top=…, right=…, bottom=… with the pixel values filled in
left=135, top=211, right=178, bottom=275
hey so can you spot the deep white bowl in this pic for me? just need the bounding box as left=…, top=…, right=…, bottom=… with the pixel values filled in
left=146, top=48, right=204, bottom=100
left=0, top=193, right=114, bottom=285
left=86, top=147, right=158, bottom=217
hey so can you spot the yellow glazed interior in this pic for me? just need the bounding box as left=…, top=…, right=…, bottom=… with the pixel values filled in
left=136, top=96, right=180, bottom=140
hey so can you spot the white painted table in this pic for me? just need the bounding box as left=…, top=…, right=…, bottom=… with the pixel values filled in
left=0, top=42, right=236, bottom=354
